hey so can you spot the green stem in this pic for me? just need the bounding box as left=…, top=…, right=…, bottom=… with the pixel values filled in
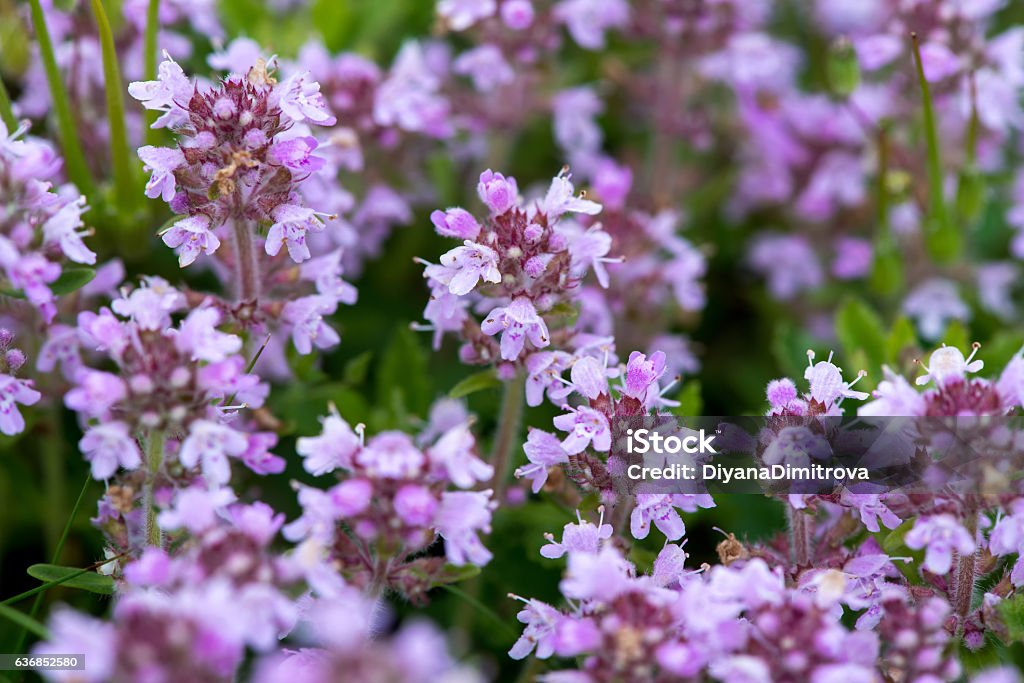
left=490, top=372, right=525, bottom=501
left=143, top=0, right=161, bottom=143
left=439, top=584, right=517, bottom=639
left=89, top=0, right=136, bottom=212
left=144, top=431, right=165, bottom=547
left=9, top=475, right=91, bottom=656
left=26, top=0, right=96, bottom=198
left=0, top=76, right=15, bottom=132
left=910, top=32, right=958, bottom=263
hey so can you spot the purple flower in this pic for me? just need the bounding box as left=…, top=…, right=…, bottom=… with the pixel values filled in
left=439, top=241, right=502, bottom=295
left=477, top=169, right=519, bottom=215
left=569, top=356, right=609, bottom=399
left=904, top=514, right=975, bottom=575
left=453, top=45, right=515, bottom=93
left=858, top=367, right=926, bottom=417
left=804, top=351, right=868, bottom=405
left=267, top=137, right=325, bottom=174
left=128, top=52, right=191, bottom=128
left=283, top=295, right=340, bottom=354
left=541, top=172, right=602, bottom=220
left=0, top=375, right=40, bottom=436
left=481, top=297, right=550, bottom=360
left=553, top=405, right=611, bottom=453
left=517, top=428, right=570, bottom=493
left=840, top=493, right=902, bottom=534
left=162, top=215, right=222, bottom=267
left=434, top=490, right=495, bottom=566
left=438, top=0, right=496, bottom=30
left=42, top=197, right=95, bottom=265
left=158, top=485, right=237, bottom=533
left=630, top=493, right=686, bottom=540
left=540, top=511, right=613, bottom=558
left=178, top=420, right=250, bottom=485
left=749, top=233, right=823, bottom=301
left=277, top=72, right=337, bottom=126
left=509, top=598, right=562, bottom=659
left=623, top=350, right=667, bottom=399
left=329, top=479, right=374, bottom=517
left=501, top=0, right=535, bottom=29
left=393, top=484, right=438, bottom=526
left=559, top=546, right=632, bottom=600
left=554, top=0, right=630, bottom=50
left=903, top=279, right=969, bottom=341
left=175, top=308, right=242, bottom=363
left=356, top=431, right=426, bottom=479
left=562, top=224, right=617, bottom=288
left=428, top=423, right=493, bottom=488
left=138, top=145, right=185, bottom=201
left=914, top=344, right=984, bottom=388
left=64, top=370, right=126, bottom=419
left=297, top=413, right=361, bottom=475
left=525, top=351, right=574, bottom=407
left=266, top=204, right=328, bottom=263
left=430, top=208, right=481, bottom=240
left=373, top=42, right=452, bottom=137
left=79, top=422, right=142, bottom=480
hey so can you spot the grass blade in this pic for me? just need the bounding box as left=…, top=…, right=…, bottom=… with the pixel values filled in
left=89, top=0, right=136, bottom=211
left=143, top=0, right=161, bottom=144
left=0, top=604, right=49, bottom=640
left=26, top=0, right=96, bottom=198
left=0, top=76, right=15, bottom=132
left=910, top=32, right=959, bottom=263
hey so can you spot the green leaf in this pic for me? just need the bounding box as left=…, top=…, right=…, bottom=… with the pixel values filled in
left=376, top=327, right=431, bottom=424
left=998, top=593, right=1024, bottom=643
left=941, top=319, right=969, bottom=351
left=835, top=296, right=887, bottom=373
left=27, top=564, right=115, bottom=595
left=881, top=520, right=911, bottom=554
left=52, top=267, right=96, bottom=296
left=27, top=0, right=96, bottom=198
left=343, top=351, right=374, bottom=386
left=0, top=76, right=15, bottom=132
left=311, top=0, right=355, bottom=51
left=885, top=316, right=918, bottom=366
left=672, top=380, right=703, bottom=417
left=449, top=369, right=501, bottom=399
left=1, top=267, right=95, bottom=300
left=868, top=237, right=903, bottom=297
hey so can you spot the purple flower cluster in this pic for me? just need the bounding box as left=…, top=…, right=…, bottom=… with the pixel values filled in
left=0, top=121, right=95, bottom=322
left=286, top=404, right=495, bottom=599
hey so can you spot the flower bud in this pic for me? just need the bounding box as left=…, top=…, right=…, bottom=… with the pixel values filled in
left=827, top=37, right=860, bottom=99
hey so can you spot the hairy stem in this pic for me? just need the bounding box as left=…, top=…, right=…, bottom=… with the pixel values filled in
left=787, top=506, right=813, bottom=567
left=233, top=219, right=260, bottom=302
left=953, top=512, right=979, bottom=623
left=490, top=372, right=525, bottom=501
left=143, top=432, right=165, bottom=548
